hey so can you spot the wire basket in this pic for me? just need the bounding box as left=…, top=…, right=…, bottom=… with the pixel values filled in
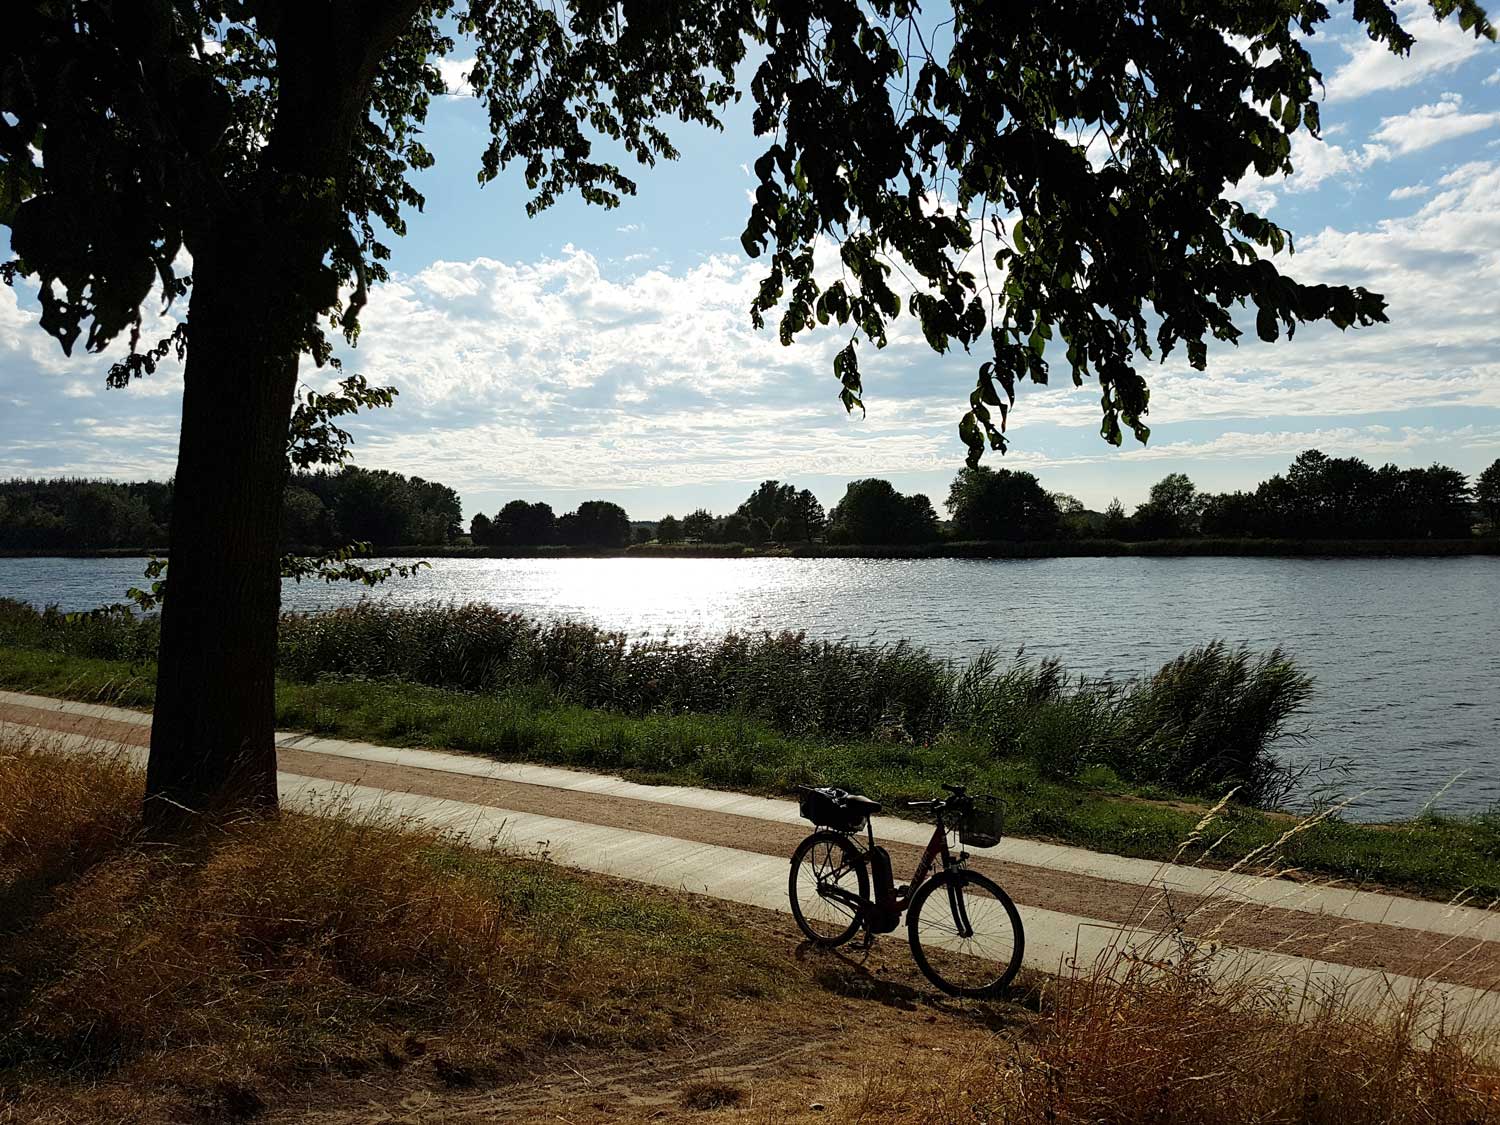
left=957, top=800, right=1005, bottom=849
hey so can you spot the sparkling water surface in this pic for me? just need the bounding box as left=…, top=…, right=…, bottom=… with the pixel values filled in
left=3, top=554, right=1496, bottom=820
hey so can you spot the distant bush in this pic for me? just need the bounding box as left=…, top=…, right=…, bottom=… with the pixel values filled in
left=0, top=597, right=1314, bottom=807
left=0, top=598, right=159, bottom=663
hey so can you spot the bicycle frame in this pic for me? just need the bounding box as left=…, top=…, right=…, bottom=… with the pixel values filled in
left=816, top=816, right=960, bottom=921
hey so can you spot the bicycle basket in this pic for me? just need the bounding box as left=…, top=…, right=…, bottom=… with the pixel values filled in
left=797, top=786, right=869, bottom=834
left=957, top=801, right=1005, bottom=849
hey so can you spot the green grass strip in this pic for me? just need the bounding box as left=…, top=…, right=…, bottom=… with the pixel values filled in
left=3, top=644, right=1499, bottom=901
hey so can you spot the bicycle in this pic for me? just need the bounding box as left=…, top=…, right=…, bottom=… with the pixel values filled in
left=787, top=782, right=1024, bottom=998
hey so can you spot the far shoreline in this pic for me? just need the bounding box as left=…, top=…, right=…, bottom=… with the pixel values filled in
left=3, top=538, right=1499, bottom=561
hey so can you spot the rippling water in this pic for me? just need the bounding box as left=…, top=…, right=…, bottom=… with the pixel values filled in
left=3, top=554, right=1497, bottom=819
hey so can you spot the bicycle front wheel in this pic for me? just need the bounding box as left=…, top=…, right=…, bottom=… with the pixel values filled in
left=788, top=831, right=868, bottom=947
left=907, top=870, right=1024, bottom=998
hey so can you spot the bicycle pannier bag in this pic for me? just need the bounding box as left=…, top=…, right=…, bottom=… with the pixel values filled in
left=797, top=786, right=868, bottom=833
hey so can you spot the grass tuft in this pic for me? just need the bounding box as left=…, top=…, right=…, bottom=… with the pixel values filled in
left=679, top=1078, right=746, bottom=1110
left=1004, top=950, right=1500, bottom=1124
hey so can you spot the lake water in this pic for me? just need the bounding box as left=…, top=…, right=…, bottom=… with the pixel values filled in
left=3, top=554, right=1497, bottom=820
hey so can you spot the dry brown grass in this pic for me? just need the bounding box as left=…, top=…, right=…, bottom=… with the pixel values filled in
left=0, top=736, right=782, bottom=1124
left=1002, top=950, right=1500, bottom=1125
left=9, top=733, right=1500, bottom=1125
left=810, top=956, right=1500, bottom=1125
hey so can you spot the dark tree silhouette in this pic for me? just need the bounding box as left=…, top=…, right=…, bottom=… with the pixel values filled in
left=558, top=501, right=631, bottom=548
left=0, top=479, right=170, bottom=549
left=5, top=0, right=1490, bottom=821
left=1478, top=459, right=1500, bottom=533
left=827, top=479, right=940, bottom=545
left=733, top=481, right=824, bottom=542
left=946, top=467, right=1061, bottom=541
left=655, top=514, right=683, bottom=543
left=1198, top=450, right=1476, bottom=540
left=718, top=512, right=751, bottom=544
left=681, top=509, right=716, bottom=541
left=491, top=500, right=557, bottom=546
left=1102, top=499, right=1129, bottom=540
left=1131, top=473, right=1206, bottom=539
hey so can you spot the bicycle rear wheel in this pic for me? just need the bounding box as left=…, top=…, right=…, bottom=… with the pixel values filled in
left=788, top=831, right=868, bottom=947
left=906, top=870, right=1024, bottom=997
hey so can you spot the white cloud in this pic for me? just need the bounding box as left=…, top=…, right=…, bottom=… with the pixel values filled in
left=1283, top=133, right=1356, bottom=191
left=1232, top=96, right=1500, bottom=209
left=1223, top=180, right=1278, bottom=214
left=1117, top=425, right=1500, bottom=464
left=1227, top=134, right=1368, bottom=211
left=1160, top=161, right=1500, bottom=419
left=315, top=153, right=1500, bottom=494
left=1325, top=3, right=1490, bottom=101
left=1368, top=93, right=1500, bottom=155
left=437, top=56, right=475, bottom=98
left=3, top=132, right=1498, bottom=502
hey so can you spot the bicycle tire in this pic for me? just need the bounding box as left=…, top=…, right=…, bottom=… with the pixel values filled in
left=906, top=869, right=1024, bottom=997
left=788, top=831, right=869, bottom=947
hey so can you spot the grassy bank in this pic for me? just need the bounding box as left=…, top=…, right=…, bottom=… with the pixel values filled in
left=6, top=740, right=1498, bottom=1124
left=4, top=640, right=1500, bottom=899
left=4, top=598, right=1313, bottom=806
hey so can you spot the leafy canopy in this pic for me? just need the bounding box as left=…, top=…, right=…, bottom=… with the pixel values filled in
left=2, top=0, right=1494, bottom=460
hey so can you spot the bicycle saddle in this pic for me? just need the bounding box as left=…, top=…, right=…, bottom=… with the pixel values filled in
left=839, top=792, right=882, bottom=816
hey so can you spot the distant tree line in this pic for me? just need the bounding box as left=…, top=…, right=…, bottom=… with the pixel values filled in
left=283, top=468, right=463, bottom=548
left=644, top=479, right=939, bottom=547
left=1099, top=451, right=1498, bottom=542
left=0, top=467, right=463, bottom=550
left=0, top=478, right=173, bottom=549
left=638, top=451, right=1500, bottom=548
left=7, top=451, right=1498, bottom=553
left=946, top=451, right=1500, bottom=544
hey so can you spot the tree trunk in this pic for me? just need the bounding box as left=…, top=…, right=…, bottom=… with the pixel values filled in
left=143, top=247, right=300, bottom=830
left=140, top=3, right=427, bottom=830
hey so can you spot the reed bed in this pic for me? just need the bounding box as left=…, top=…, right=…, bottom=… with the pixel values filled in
left=0, top=597, right=1314, bottom=807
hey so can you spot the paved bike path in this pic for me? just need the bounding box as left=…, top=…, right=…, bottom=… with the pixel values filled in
left=6, top=689, right=1500, bottom=1030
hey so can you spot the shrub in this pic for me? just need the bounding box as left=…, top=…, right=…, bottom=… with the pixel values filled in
left=1108, top=642, right=1314, bottom=806
left=0, top=598, right=158, bottom=663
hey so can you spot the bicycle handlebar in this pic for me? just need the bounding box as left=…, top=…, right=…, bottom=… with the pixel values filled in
left=907, top=785, right=977, bottom=817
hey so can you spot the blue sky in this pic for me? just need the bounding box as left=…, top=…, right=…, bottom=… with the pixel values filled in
left=2, top=3, right=1498, bottom=521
